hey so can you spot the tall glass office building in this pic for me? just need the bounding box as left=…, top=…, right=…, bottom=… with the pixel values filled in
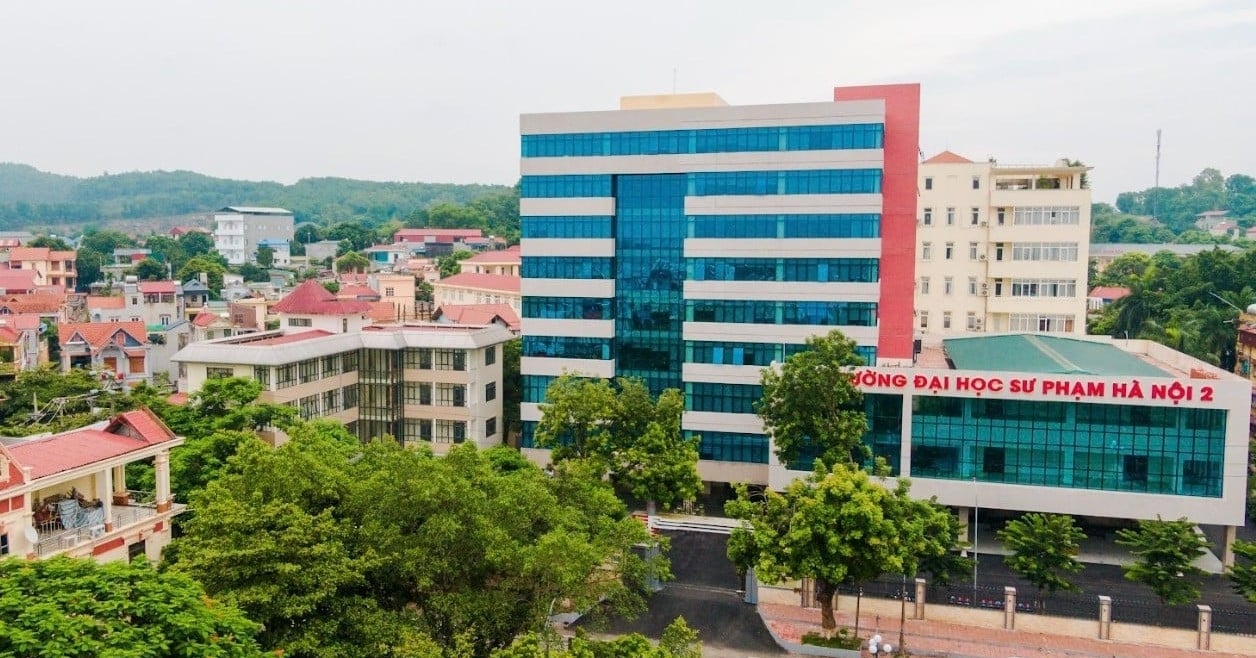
left=519, top=86, right=921, bottom=484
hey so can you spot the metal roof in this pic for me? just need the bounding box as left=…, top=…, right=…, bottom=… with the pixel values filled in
left=172, top=324, right=515, bottom=366
left=218, top=206, right=293, bottom=215
left=942, top=334, right=1171, bottom=377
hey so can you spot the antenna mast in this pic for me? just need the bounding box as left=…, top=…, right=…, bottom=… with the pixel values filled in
left=1153, top=129, right=1162, bottom=221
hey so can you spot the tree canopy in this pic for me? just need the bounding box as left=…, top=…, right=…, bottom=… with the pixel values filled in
left=1115, top=517, right=1211, bottom=605
left=535, top=375, right=701, bottom=512
left=757, top=329, right=868, bottom=469
left=996, top=513, right=1086, bottom=597
left=726, top=461, right=954, bottom=631
left=0, top=557, right=267, bottom=658
left=167, top=429, right=667, bottom=658
left=1114, top=169, right=1256, bottom=236
left=1230, top=539, right=1256, bottom=603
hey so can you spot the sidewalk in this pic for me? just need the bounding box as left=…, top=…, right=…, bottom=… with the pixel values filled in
left=758, top=602, right=1256, bottom=658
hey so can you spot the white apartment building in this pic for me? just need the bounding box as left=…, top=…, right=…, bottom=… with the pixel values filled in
left=915, top=152, right=1091, bottom=336
left=213, top=206, right=296, bottom=266
left=172, top=323, right=514, bottom=452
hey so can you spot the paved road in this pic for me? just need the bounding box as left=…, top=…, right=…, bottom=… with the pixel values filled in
left=579, top=531, right=786, bottom=655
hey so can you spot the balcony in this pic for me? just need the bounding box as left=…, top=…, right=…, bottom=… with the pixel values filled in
left=33, top=490, right=179, bottom=557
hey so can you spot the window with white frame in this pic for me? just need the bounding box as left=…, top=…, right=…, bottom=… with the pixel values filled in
left=920, top=277, right=930, bottom=294
left=1012, top=206, right=1080, bottom=226
left=944, top=277, right=954, bottom=295
left=923, top=208, right=933, bottom=225
left=1009, top=313, right=1076, bottom=333
left=967, top=277, right=978, bottom=295
left=943, top=311, right=952, bottom=329
left=944, top=242, right=954, bottom=260
left=1010, top=279, right=1078, bottom=297
left=966, top=312, right=979, bottom=330
left=971, top=207, right=980, bottom=225
left=920, top=311, right=929, bottom=329
left=946, top=207, right=955, bottom=225
left=968, top=242, right=979, bottom=260
left=1011, top=242, right=1078, bottom=262
left=922, top=242, right=932, bottom=260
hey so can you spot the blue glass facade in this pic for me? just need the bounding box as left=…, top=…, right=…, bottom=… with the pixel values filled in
left=689, top=169, right=882, bottom=196
left=686, top=300, right=877, bottom=326
left=686, top=341, right=874, bottom=367
left=521, top=257, right=613, bottom=279
left=521, top=216, right=612, bottom=238
left=522, top=336, right=612, bottom=360
left=687, top=258, right=879, bottom=283
left=615, top=174, right=686, bottom=394
left=910, top=397, right=1226, bottom=497
left=522, top=297, right=613, bottom=320
left=520, top=175, right=612, bottom=198
left=688, top=213, right=881, bottom=238
left=522, top=123, right=883, bottom=157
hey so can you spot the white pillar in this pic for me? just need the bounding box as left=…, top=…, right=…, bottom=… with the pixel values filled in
left=154, top=451, right=172, bottom=513
left=95, top=468, right=114, bottom=531
left=1223, top=525, right=1237, bottom=568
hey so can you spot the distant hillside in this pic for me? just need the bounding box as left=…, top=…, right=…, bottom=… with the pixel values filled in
left=0, top=163, right=511, bottom=230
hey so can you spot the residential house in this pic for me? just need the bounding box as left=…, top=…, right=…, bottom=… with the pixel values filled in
left=1195, top=210, right=1229, bottom=230
left=57, top=321, right=151, bottom=388
left=368, top=272, right=417, bottom=321
left=460, top=245, right=520, bottom=276
left=87, top=280, right=183, bottom=328
left=228, top=298, right=268, bottom=331
left=169, top=226, right=210, bottom=238
left=147, top=320, right=193, bottom=385
left=393, top=228, right=483, bottom=247
left=1087, top=286, right=1131, bottom=312
left=4, top=247, right=76, bottom=291
left=305, top=240, right=341, bottom=263
left=172, top=323, right=513, bottom=450
left=363, top=244, right=413, bottom=271
left=430, top=273, right=520, bottom=314
left=0, top=293, right=66, bottom=324
left=0, top=408, right=183, bottom=561
left=272, top=279, right=372, bottom=334
left=0, top=270, right=37, bottom=295
left=1208, top=221, right=1240, bottom=238
left=0, top=314, right=47, bottom=375
left=432, top=303, right=520, bottom=333
left=213, top=206, right=296, bottom=266
left=256, top=239, right=292, bottom=267
left=0, top=231, right=35, bottom=246
left=180, top=279, right=211, bottom=316
left=189, top=309, right=237, bottom=343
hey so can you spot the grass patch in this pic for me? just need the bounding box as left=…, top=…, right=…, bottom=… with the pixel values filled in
left=801, top=629, right=861, bottom=650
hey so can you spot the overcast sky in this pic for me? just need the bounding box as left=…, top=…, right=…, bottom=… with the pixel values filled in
left=2, top=0, right=1252, bottom=202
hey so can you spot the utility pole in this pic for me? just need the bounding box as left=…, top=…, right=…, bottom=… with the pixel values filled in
left=1152, top=129, right=1162, bottom=221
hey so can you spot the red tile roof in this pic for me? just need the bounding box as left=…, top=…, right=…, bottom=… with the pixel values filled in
left=245, top=329, right=334, bottom=346
left=366, top=301, right=396, bottom=323
left=0, top=269, right=37, bottom=292
left=87, top=296, right=127, bottom=310
left=1088, top=286, right=1131, bottom=301
left=272, top=280, right=371, bottom=315
left=337, top=284, right=380, bottom=299
left=191, top=310, right=219, bottom=327
left=433, top=272, right=520, bottom=293
left=394, top=228, right=483, bottom=241
left=138, top=281, right=177, bottom=294
left=0, top=293, right=63, bottom=314
left=923, top=150, right=974, bottom=164
left=0, top=444, right=24, bottom=492
left=107, top=407, right=178, bottom=445
left=463, top=245, right=521, bottom=264
left=6, top=247, right=75, bottom=262
left=8, top=428, right=176, bottom=480
left=0, top=314, right=41, bottom=332
left=57, top=321, right=148, bottom=349
left=433, top=303, right=521, bottom=331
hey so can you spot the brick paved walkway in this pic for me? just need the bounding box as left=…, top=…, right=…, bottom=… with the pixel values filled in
left=758, top=603, right=1256, bottom=658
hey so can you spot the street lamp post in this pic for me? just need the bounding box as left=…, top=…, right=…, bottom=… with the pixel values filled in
left=972, top=477, right=979, bottom=606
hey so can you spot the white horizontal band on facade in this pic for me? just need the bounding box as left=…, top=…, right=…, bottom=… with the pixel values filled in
left=682, top=363, right=766, bottom=386
left=522, top=318, right=614, bottom=339
left=519, top=197, right=615, bottom=216
left=521, top=403, right=542, bottom=422
left=683, top=322, right=878, bottom=344
left=521, top=150, right=884, bottom=176
left=521, top=278, right=614, bottom=298
left=682, top=281, right=880, bottom=303
left=685, top=194, right=882, bottom=215
left=520, top=99, right=886, bottom=134
left=519, top=238, right=615, bottom=258
left=520, top=356, right=615, bottom=378
left=684, top=238, right=882, bottom=259
left=682, top=411, right=765, bottom=434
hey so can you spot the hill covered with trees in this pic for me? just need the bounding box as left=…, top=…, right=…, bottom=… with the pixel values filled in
left=0, top=163, right=510, bottom=228
left=1092, top=168, right=1256, bottom=244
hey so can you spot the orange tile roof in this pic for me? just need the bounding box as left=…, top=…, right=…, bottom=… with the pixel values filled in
left=366, top=301, right=397, bottom=323
left=337, top=284, right=380, bottom=299
left=107, top=407, right=178, bottom=444
left=8, top=418, right=176, bottom=480
left=273, top=280, right=371, bottom=315
left=57, top=321, right=148, bottom=349
left=433, top=272, right=520, bottom=293
left=0, top=293, right=63, bottom=314
left=463, top=245, right=521, bottom=264
left=166, top=392, right=189, bottom=406
left=6, top=247, right=48, bottom=261
left=1088, top=286, right=1131, bottom=301
left=138, top=281, right=177, bottom=294
left=87, top=296, right=127, bottom=310
left=923, top=150, right=974, bottom=164
left=433, top=303, right=521, bottom=331
left=191, top=310, right=219, bottom=327
left=0, top=269, right=37, bottom=292
left=245, top=329, right=334, bottom=346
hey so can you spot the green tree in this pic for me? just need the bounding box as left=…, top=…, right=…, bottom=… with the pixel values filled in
left=726, top=462, right=952, bottom=633
left=1115, top=517, right=1212, bottom=605
left=28, top=235, right=71, bottom=250
left=256, top=244, right=275, bottom=268
left=178, top=255, right=227, bottom=295
left=73, top=248, right=104, bottom=290
left=494, top=618, right=699, bottom=658
left=169, top=429, right=664, bottom=658
left=144, top=234, right=186, bottom=270
left=536, top=375, right=701, bottom=513
left=438, top=249, right=476, bottom=278
left=0, top=557, right=266, bottom=658
left=177, top=231, right=214, bottom=258
left=237, top=262, right=270, bottom=283
left=502, top=337, right=521, bottom=437
left=323, top=281, right=341, bottom=294
left=996, top=513, right=1086, bottom=599
left=757, top=329, right=868, bottom=469
left=132, top=257, right=167, bottom=281
left=295, top=223, right=323, bottom=244
left=336, top=251, right=370, bottom=273
left=79, top=227, right=136, bottom=254
left=327, top=222, right=376, bottom=251
left=1230, top=539, right=1256, bottom=603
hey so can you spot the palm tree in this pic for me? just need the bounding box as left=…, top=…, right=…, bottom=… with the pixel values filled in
left=1110, top=268, right=1164, bottom=338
